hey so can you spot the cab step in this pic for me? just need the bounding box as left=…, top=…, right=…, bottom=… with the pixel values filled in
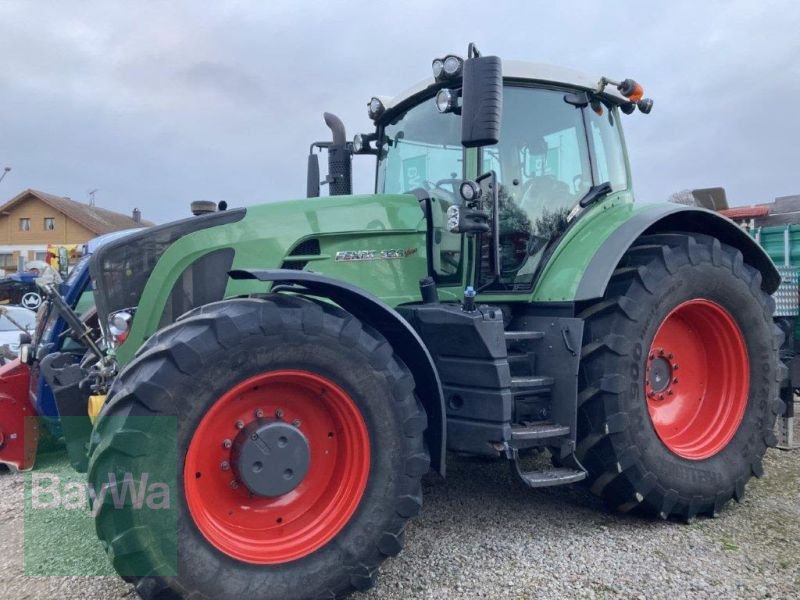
left=504, top=330, right=545, bottom=342
left=511, top=421, right=570, bottom=442
left=510, top=376, right=554, bottom=389
left=511, top=450, right=586, bottom=488
left=513, top=465, right=587, bottom=488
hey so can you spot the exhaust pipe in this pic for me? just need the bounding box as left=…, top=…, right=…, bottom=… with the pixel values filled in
left=323, top=112, right=352, bottom=196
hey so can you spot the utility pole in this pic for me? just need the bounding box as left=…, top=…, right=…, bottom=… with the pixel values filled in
left=88, top=188, right=98, bottom=206
left=0, top=167, right=10, bottom=185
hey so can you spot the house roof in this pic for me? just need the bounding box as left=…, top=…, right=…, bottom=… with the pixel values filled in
left=0, top=189, right=153, bottom=234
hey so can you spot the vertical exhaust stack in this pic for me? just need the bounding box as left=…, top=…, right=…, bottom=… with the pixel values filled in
left=132, top=208, right=142, bottom=223
left=323, top=112, right=352, bottom=196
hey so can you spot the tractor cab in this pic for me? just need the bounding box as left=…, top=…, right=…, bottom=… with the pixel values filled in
left=314, top=46, right=651, bottom=296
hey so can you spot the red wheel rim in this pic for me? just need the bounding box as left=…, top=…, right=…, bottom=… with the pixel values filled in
left=645, top=299, right=749, bottom=460
left=184, top=370, right=370, bottom=564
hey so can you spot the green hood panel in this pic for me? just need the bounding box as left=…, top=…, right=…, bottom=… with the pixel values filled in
left=118, top=194, right=429, bottom=364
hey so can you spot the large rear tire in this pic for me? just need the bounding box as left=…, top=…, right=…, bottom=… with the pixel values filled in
left=576, top=233, right=782, bottom=520
left=88, top=296, right=428, bottom=599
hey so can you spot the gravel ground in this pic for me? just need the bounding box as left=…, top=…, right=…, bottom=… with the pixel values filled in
left=1, top=418, right=798, bottom=600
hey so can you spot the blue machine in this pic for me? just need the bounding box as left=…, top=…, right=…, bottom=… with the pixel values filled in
left=31, top=229, right=141, bottom=435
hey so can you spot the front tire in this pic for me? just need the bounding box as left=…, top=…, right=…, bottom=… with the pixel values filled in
left=577, top=233, right=782, bottom=520
left=88, top=296, right=428, bottom=599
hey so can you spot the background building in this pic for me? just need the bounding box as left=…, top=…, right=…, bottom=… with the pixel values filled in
left=0, top=189, right=151, bottom=274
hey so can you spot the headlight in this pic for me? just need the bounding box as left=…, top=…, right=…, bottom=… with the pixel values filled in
left=432, top=58, right=444, bottom=80
left=459, top=180, right=481, bottom=202
left=353, top=134, right=365, bottom=153
left=108, top=310, right=133, bottom=344
left=435, top=88, right=458, bottom=113
left=367, top=97, right=385, bottom=120
left=443, top=55, right=463, bottom=77
left=446, top=206, right=461, bottom=233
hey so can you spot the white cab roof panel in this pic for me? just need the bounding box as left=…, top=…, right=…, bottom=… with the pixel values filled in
left=382, top=60, right=626, bottom=112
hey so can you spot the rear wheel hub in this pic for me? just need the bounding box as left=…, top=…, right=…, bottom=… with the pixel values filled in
left=645, top=299, right=749, bottom=460
left=232, top=420, right=310, bottom=497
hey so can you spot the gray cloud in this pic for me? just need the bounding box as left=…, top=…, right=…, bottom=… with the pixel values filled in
left=0, top=0, right=798, bottom=222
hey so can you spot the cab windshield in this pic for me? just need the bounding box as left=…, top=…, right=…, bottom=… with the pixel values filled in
left=376, top=84, right=628, bottom=290
left=377, top=95, right=463, bottom=195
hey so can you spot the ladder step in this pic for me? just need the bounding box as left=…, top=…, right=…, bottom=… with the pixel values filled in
left=514, top=466, right=587, bottom=488
left=511, top=422, right=570, bottom=441
left=507, top=352, right=530, bottom=364
left=505, top=330, right=545, bottom=342
left=510, top=376, right=554, bottom=389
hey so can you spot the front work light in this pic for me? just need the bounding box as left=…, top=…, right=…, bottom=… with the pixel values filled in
left=459, top=180, right=481, bottom=202
left=443, top=55, right=463, bottom=77
left=368, top=97, right=385, bottom=120
left=432, top=59, right=445, bottom=80
left=352, top=133, right=377, bottom=154
left=432, top=54, right=463, bottom=81
left=436, top=88, right=458, bottom=113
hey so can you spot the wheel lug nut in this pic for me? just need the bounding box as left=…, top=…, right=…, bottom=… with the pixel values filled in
left=658, top=394, right=665, bottom=401
left=658, top=348, right=664, bottom=356
left=229, top=480, right=239, bottom=489
left=673, top=378, right=678, bottom=384
left=222, top=438, right=232, bottom=449
left=667, top=390, right=673, bottom=396
left=255, top=408, right=264, bottom=418
left=251, top=433, right=258, bottom=440
left=673, top=364, right=679, bottom=370
left=292, top=419, right=301, bottom=428
left=220, top=461, right=230, bottom=471
left=275, top=409, right=284, bottom=419
left=667, top=353, right=673, bottom=359
left=235, top=420, right=244, bottom=430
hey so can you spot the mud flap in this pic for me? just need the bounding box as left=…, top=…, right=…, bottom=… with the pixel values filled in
left=40, top=352, right=92, bottom=472
left=0, top=358, right=37, bottom=471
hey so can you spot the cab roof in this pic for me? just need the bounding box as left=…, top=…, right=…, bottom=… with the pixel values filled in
left=380, top=60, right=627, bottom=114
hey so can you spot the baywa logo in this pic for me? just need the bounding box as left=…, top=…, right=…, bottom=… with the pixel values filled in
left=31, top=471, right=171, bottom=515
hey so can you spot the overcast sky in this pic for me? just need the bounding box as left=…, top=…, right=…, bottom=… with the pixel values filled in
left=1, top=1, right=799, bottom=223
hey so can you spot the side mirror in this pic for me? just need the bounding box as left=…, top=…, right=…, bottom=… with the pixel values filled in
left=461, top=55, right=503, bottom=148
left=307, top=151, right=321, bottom=198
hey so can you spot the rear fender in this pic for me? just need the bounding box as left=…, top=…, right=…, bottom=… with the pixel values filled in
left=230, top=268, right=447, bottom=476
left=534, top=203, right=780, bottom=303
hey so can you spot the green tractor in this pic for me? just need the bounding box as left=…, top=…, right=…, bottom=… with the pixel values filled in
left=41, top=44, right=785, bottom=599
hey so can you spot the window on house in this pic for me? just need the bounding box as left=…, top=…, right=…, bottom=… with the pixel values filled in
left=19, top=218, right=30, bottom=231
left=44, top=217, right=55, bottom=231
left=34, top=251, right=48, bottom=261
left=0, top=254, right=15, bottom=268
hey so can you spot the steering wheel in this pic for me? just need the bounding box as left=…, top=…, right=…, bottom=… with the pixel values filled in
left=421, top=178, right=460, bottom=198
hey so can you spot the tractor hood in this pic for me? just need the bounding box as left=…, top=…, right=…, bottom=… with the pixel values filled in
left=90, top=194, right=429, bottom=366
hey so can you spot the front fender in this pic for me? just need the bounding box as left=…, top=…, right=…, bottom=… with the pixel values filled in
left=230, top=268, right=447, bottom=476
left=533, top=202, right=779, bottom=303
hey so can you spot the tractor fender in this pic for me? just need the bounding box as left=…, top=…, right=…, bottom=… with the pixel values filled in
left=229, top=268, right=447, bottom=476
left=574, top=204, right=780, bottom=301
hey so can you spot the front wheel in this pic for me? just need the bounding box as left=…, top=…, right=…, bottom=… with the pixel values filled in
left=88, top=296, right=428, bottom=599
left=577, top=233, right=782, bottom=520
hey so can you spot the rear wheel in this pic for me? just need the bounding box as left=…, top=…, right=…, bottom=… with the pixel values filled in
left=577, top=233, right=782, bottom=519
left=88, top=296, right=428, bottom=599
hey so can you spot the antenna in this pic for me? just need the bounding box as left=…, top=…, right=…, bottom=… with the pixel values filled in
left=88, top=188, right=98, bottom=206
left=0, top=167, right=11, bottom=185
